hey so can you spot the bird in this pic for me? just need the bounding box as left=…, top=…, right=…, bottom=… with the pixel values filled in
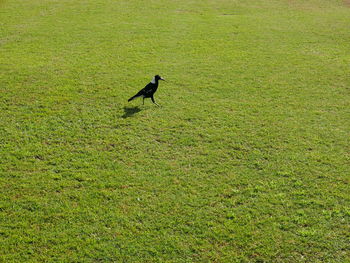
left=128, top=75, right=165, bottom=106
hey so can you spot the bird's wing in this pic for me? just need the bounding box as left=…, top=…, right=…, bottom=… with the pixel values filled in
left=133, top=83, right=155, bottom=97
left=132, top=83, right=150, bottom=96
left=141, top=83, right=155, bottom=95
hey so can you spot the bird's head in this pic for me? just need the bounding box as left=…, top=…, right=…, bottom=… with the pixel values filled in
left=155, top=75, right=165, bottom=81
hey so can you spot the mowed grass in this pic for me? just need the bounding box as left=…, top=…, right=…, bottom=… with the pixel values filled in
left=1, top=0, right=349, bottom=262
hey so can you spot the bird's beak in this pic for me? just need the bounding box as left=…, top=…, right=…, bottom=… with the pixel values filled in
left=160, top=77, right=165, bottom=81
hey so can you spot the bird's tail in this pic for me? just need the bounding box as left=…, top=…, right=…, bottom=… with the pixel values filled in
left=128, top=95, right=137, bottom=102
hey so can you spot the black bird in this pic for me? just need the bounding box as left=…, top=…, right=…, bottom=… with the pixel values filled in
left=128, top=75, right=165, bottom=106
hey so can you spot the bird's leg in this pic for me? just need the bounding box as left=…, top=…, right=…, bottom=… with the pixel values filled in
left=151, top=96, right=160, bottom=106
left=143, top=97, right=145, bottom=105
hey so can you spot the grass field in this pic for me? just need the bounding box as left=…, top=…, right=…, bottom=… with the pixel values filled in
left=1, top=0, right=350, bottom=262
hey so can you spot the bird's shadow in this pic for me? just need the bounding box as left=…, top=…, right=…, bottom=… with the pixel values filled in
left=122, top=106, right=142, bottom=118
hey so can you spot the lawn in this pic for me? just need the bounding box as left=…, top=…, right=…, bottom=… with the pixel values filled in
left=0, top=0, right=349, bottom=262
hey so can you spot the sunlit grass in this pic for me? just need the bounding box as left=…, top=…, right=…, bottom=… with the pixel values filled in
left=0, top=0, right=349, bottom=262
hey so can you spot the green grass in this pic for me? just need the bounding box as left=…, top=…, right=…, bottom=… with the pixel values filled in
left=1, top=0, right=349, bottom=262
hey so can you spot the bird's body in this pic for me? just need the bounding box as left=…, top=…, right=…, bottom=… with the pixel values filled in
left=128, top=75, right=165, bottom=106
